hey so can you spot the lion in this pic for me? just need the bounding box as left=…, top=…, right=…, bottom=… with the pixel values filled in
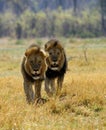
left=21, top=44, right=47, bottom=104
left=44, top=39, right=67, bottom=97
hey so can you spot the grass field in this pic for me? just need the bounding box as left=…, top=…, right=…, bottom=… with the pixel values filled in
left=0, top=38, right=106, bottom=130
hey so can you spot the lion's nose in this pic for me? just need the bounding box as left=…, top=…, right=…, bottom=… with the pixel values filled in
left=52, top=56, right=57, bottom=62
left=34, top=68, right=39, bottom=71
left=33, top=67, right=39, bottom=72
left=34, top=65, right=39, bottom=71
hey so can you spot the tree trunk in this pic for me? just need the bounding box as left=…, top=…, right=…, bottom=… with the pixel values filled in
left=100, top=0, right=106, bottom=35
left=73, top=0, right=77, bottom=15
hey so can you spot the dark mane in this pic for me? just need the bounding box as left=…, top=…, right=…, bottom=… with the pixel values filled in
left=53, top=40, right=58, bottom=47
left=46, top=54, right=67, bottom=79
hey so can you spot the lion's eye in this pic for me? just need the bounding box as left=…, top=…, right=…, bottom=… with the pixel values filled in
left=30, top=60, right=33, bottom=65
left=49, top=52, right=52, bottom=55
left=38, top=60, right=41, bottom=65
left=57, top=52, right=60, bottom=55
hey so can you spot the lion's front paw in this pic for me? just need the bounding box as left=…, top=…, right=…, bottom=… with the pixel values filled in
left=35, top=98, right=47, bottom=105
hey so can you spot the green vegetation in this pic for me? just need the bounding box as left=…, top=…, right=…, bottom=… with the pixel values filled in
left=0, top=9, right=102, bottom=38
left=0, top=0, right=105, bottom=38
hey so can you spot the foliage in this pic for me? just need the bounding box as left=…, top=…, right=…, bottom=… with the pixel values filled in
left=0, top=8, right=102, bottom=38
left=0, top=0, right=103, bottom=38
left=0, top=0, right=99, bottom=13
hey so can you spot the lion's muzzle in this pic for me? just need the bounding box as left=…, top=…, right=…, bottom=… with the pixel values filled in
left=50, top=62, right=59, bottom=71
left=31, top=70, right=41, bottom=80
left=52, top=56, right=58, bottom=62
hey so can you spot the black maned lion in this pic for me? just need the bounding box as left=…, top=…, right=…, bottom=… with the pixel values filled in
left=44, top=39, right=67, bottom=96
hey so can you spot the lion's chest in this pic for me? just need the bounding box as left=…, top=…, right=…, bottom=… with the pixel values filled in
left=46, top=62, right=66, bottom=79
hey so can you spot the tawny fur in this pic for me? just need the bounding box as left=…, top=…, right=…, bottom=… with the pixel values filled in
left=21, top=44, right=47, bottom=104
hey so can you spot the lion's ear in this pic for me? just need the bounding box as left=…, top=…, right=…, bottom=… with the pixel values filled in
left=25, top=49, right=32, bottom=57
left=45, top=44, right=47, bottom=50
left=40, top=49, right=49, bottom=58
left=45, top=42, right=51, bottom=50
left=25, top=47, right=39, bottom=57
left=45, top=44, right=51, bottom=51
left=25, top=50, right=29, bottom=57
left=45, top=51, right=49, bottom=58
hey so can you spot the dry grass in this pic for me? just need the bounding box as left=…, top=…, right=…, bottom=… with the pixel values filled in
left=0, top=38, right=106, bottom=130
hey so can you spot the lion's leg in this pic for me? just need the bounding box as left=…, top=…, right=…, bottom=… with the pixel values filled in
left=45, top=77, right=53, bottom=97
left=24, top=81, right=34, bottom=104
left=34, top=81, right=42, bottom=99
left=50, top=79, right=55, bottom=95
left=34, top=81, right=47, bottom=104
left=57, top=75, right=64, bottom=95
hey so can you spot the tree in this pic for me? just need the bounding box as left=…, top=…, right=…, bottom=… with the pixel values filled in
left=100, top=0, right=106, bottom=35
left=16, top=23, right=22, bottom=39
left=73, top=0, right=77, bottom=15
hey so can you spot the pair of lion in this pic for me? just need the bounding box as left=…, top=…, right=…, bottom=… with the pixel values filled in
left=21, top=39, right=67, bottom=104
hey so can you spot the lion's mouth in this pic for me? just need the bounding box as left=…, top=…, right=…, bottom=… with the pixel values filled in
left=32, top=73, right=40, bottom=80
left=51, top=63, right=59, bottom=70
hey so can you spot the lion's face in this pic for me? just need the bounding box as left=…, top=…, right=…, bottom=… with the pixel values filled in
left=45, top=40, right=65, bottom=71
left=24, top=47, right=47, bottom=80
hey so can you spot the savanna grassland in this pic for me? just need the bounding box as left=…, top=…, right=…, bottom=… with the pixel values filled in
left=0, top=38, right=106, bottom=130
